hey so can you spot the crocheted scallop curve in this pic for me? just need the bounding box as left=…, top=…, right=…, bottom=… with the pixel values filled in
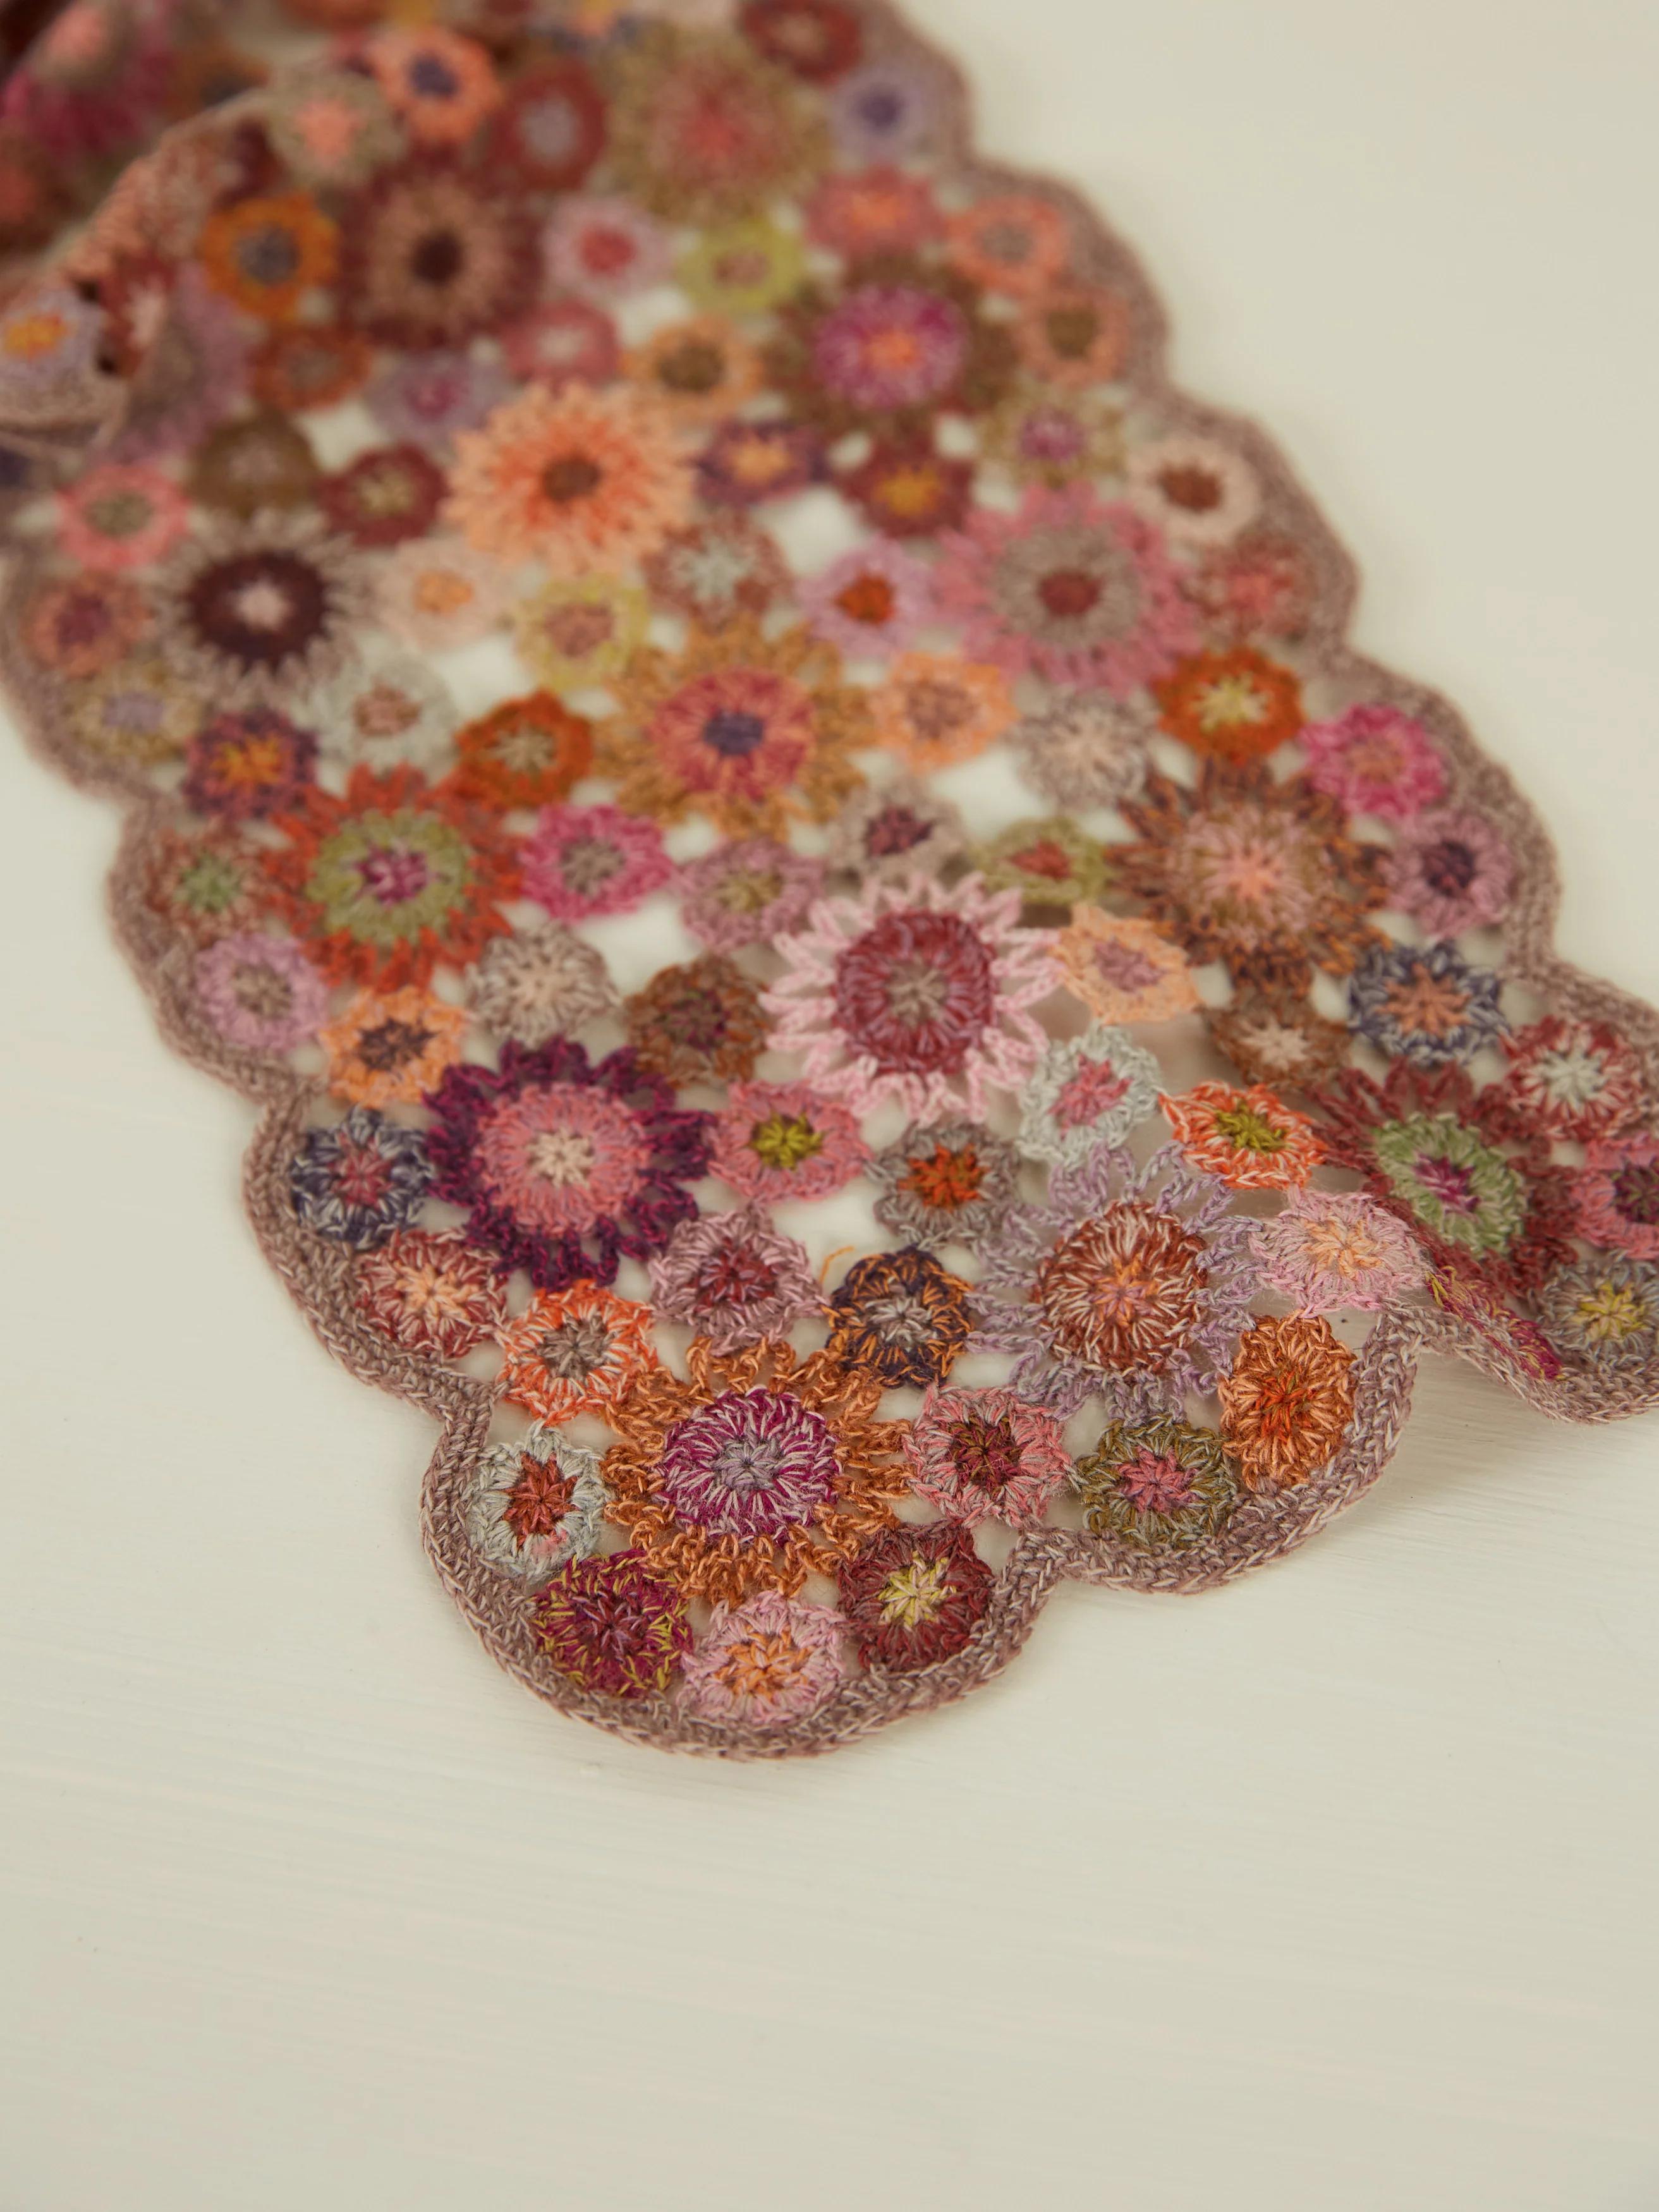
left=1, top=0, right=1656, bottom=1761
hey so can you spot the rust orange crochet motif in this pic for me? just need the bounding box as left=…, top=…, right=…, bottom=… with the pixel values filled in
left=4, top=0, right=1659, bottom=1760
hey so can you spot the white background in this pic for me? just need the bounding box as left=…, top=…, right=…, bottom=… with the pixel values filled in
left=4, top=1, right=1659, bottom=2204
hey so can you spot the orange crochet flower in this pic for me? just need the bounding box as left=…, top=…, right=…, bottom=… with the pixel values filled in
left=598, top=618, right=868, bottom=838
left=1218, top=1314, right=1355, bottom=1491
left=445, top=382, right=692, bottom=572
left=1154, top=647, right=1304, bottom=763
left=946, top=192, right=1071, bottom=298
left=320, top=985, right=470, bottom=1108
left=1160, top=1080, right=1325, bottom=1190
left=366, top=27, right=501, bottom=146
left=869, top=653, right=1015, bottom=772
left=497, top=1281, right=659, bottom=1423
left=1051, top=908, right=1200, bottom=1024
left=198, top=192, right=338, bottom=322
left=1016, top=284, right=1133, bottom=387
left=600, top=1337, right=908, bottom=1607
left=451, top=691, right=593, bottom=811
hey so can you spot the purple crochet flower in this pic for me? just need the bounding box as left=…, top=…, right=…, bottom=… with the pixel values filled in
left=676, top=837, right=827, bottom=954
left=648, top=1205, right=824, bottom=1353
left=195, top=931, right=327, bottom=1054
left=289, top=1105, right=432, bottom=1251
left=521, top=803, right=672, bottom=924
left=423, top=1038, right=710, bottom=1290
left=972, top=1143, right=1257, bottom=1418
left=1347, top=940, right=1507, bottom=1067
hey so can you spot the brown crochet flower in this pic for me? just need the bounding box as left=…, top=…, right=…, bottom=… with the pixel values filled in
left=825, top=1247, right=975, bottom=1389
left=623, top=954, right=769, bottom=1087
left=1217, top=1315, right=1355, bottom=1492
left=601, top=1337, right=907, bottom=1605
left=187, top=410, right=320, bottom=518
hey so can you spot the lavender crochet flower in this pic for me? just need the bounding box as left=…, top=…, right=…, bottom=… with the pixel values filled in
left=1347, top=940, right=1507, bottom=1068
left=195, top=932, right=327, bottom=1055
left=648, top=1205, right=825, bottom=1353
left=289, top=1105, right=432, bottom=1251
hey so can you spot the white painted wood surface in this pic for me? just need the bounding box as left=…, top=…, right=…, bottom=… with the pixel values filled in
left=3, top=3, right=1658, bottom=2203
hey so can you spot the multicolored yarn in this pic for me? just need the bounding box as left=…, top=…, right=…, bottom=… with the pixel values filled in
left=4, top=0, right=1658, bottom=1759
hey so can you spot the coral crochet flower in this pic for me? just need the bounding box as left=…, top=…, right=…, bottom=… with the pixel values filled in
left=531, top=1553, right=691, bottom=1699
left=22, top=569, right=149, bottom=678
left=1050, top=908, right=1200, bottom=1025
left=600, top=1337, right=906, bottom=1605
left=1073, top=1414, right=1241, bottom=1552
left=1218, top=1315, right=1355, bottom=1492
left=825, top=1247, right=975, bottom=1389
left=708, top=1081, right=868, bottom=1205
left=1576, top=1134, right=1659, bottom=1261
left=365, top=27, right=501, bottom=147
left=946, top=192, right=1070, bottom=298
left=599, top=619, right=868, bottom=839
left=425, top=1037, right=710, bottom=1289
left=764, top=872, right=1055, bottom=1122
left=679, top=1592, right=847, bottom=1730
left=934, top=487, right=1198, bottom=695
left=1250, top=1188, right=1425, bottom=1315
left=1019, top=1024, right=1162, bottom=1169
left=446, top=382, right=690, bottom=574
left=868, top=652, right=1016, bottom=772
left=837, top=1521, right=993, bottom=1675
left=451, top=693, right=592, bottom=813
left=648, top=1204, right=823, bottom=1352
left=1160, top=1081, right=1324, bottom=1189
left=870, top=1119, right=1021, bottom=1251
left=628, top=315, right=762, bottom=425
left=902, top=1385, right=1070, bottom=1528
left=466, top=1424, right=607, bottom=1583
left=1015, top=282, right=1133, bottom=386
left=262, top=767, right=518, bottom=990
left=57, top=463, right=186, bottom=571
left=973, top=1144, right=1258, bottom=1418
left=1497, top=1016, right=1646, bottom=1142
left=520, top=804, right=671, bottom=924
left=195, top=932, right=327, bottom=1055
left=353, top=1227, right=507, bottom=1361
left=805, top=163, right=940, bottom=257
left=497, top=1282, right=660, bottom=1424
left=1299, top=702, right=1445, bottom=821
left=1153, top=647, right=1303, bottom=763
left=289, top=1105, right=432, bottom=1251
left=319, top=985, right=468, bottom=1109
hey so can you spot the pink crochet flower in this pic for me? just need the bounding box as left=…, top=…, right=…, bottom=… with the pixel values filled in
left=542, top=195, right=671, bottom=301
left=1383, top=808, right=1513, bottom=938
left=1250, top=1188, right=1425, bottom=1315
left=195, top=931, right=328, bottom=1054
left=933, top=485, right=1198, bottom=695
left=708, top=1080, right=870, bottom=1205
left=676, top=837, right=827, bottom=954
left=800, top=538, right=935, bottom=660
left=902, top=1384, right=1070, bottom=1529
left=57, top=463, right=188, bottom=571
left=521, top=803, right=672, bottom=922
left=1576, top=1134, right=1659, bottom=1261
left=678, top=1591, right=847, bottom=1729
left=1299, top=702, right=1446, bottom=820
left=763, top=871, right=1056, bottom=1121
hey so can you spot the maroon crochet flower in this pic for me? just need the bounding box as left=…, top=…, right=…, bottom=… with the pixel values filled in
left=837, top=1521, right=994, bottom=1674
left=825, top=1247, right=975, bottom=1388
left=1305, top=1062, right=1575, bottom=1298
left=317, top=444, right=447, bottom=549
left=531, top=1552, right=692, bottom=1699
left=423, top=1037, right=710, bottom=1290
left=183, top=707, right=316, bottom=823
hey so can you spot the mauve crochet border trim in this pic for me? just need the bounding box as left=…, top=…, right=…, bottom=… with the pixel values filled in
left=4, top=0, right=1659, bottom=1759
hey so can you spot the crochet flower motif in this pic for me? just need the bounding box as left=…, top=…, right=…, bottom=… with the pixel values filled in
left=497, top=1282, right=659, bottom=1424
left=1049, top=908, right=1200, bottom=1026
left=1497, top=1017, right=1646, bottom=1143
left=1009, top=691, right=1157, bottom=813
left=1073, top=1414, right=1241, bottom=1551
left=624, top=955, right=768, bottom=1088
left=520, top=805, right=671, bottom=927
left=531, top=1553, right=691, bottom=1700
left=1534, top=1256, right=1659, bottom=1370
left=513, top=574, right=648, bottom=691
left=289, top=1106, right=432, bottom=1252
left=1153, top=647, right=1303, bottom=763
left=352, top=1227, right=507, bottom=1362
left=1299, top=702, right=1446, bottom=822
left=319, top=985, right=469, bottom=1109
left=605, top=26, right=829, bottom=228
left=972, top=817, right=1112, bottom=916
left=466, top=1426, right=607, bottom=1584
left=643, top=516, right=789, bottom=635
left=763, top=872, right=1055, bottom=1121
left=1208, top=989, right=1352, bottom=1094
left=600, top=1338, right=906, bottom=1606
left=1306, top=1062, right=1574, bottom=1297
left=708, top=1081, right=870, bottom=1206
left=1218, top=1315, right=1355, bottom=1492
left=825, top=1247, right=975, bottom=1389
left=1347, top=941, right=1507, bottom=1069
left=1249, top=1189, right=1425, bottom=1315
left=869, top=1119, right=1021, bottom=1252
left=339, top=157, right=535, bottom=354
left=157, top=514, right=368, bottom=708
left=973, top=1143, right=1258, bottom=1418
left=184, top=708, right=317, bottom=826
left=1127, top=435, right=1261, bottom=549
left=678, top=1592, right=847, bottom=1730
left=598, top=619, right=868, bottom=839
left=836, top=1521, right=993, bottom=1675
left=446, top=382, right=691, bottom=573
left=1576, top=1134, right=1659, bottom=1261
left=426, top=1038, right=709, bottom=1291
left=262, top=767, right=518, bottom=990
left=676, top=837, right=826, bottom=955
left=824, top=774, right=966, bottom=884
left=1383, top=808, right=1513, bottom=939
left=451, top=693, right=592, bottom=815
left=1019, top=1024, right=1162, bottom=1169
left=934, top=486, right=1198, bottom=695
left=648, top=1205, right=823, bottom=1352
left=195, top=932, right=327, bottom=1056
left=1160, top=1081, right=1325, bottom=1190
left=902, top=1385, right=1070, bottom=1529
left=800, top=539, right=934, bottom=661
left=466, top=920, right=617, bottom=1048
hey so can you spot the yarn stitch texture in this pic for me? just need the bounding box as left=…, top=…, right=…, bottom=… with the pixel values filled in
left=3, top=0, right=1657, bottom=1760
